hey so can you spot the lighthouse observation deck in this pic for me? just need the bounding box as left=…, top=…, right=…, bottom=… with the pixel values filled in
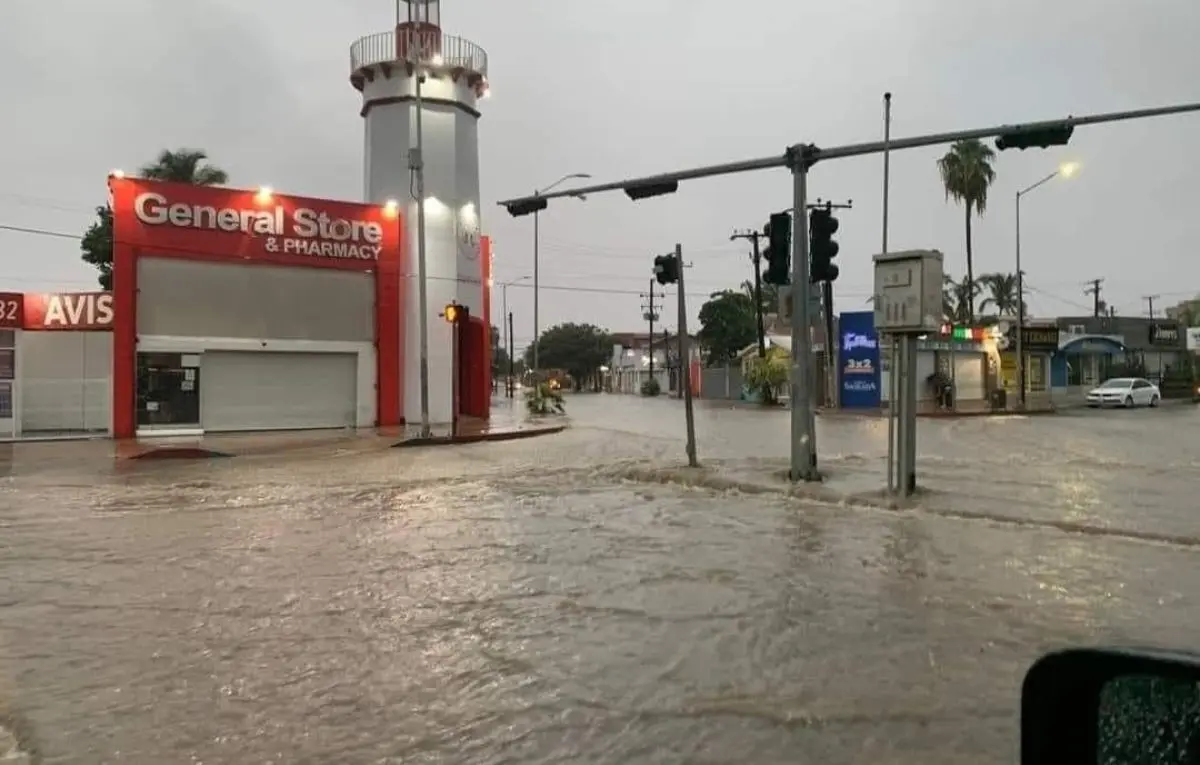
left=350, top=29, right=488, bottom=92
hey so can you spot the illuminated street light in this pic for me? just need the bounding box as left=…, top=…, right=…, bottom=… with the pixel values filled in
left=1014, top=161, right=1081, bottom=409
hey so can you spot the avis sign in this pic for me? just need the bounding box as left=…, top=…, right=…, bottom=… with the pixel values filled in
left=23, top=292, right=114, bottom=330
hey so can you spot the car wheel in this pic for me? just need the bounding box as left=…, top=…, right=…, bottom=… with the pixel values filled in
left=1124, top=395, right=1134, bottom=408
left=1150, top=395, right=1160, bottom=407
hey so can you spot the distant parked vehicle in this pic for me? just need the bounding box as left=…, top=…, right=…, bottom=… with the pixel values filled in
left=1085, top=377, right=1161, bottom=408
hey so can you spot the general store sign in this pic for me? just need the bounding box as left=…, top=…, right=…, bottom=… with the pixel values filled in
left=110, top=178, right=400, bottom=270
left=0, top=291, right=114, bottom=330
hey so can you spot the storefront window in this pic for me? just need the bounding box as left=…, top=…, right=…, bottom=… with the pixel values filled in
left=1026, top=356, right=1047, bottom=393
left=0, top=382, right=11, bottom=419
left=137, top=352, right=201, bottom=428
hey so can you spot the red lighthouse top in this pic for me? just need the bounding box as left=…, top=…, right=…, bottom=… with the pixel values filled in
left=399, top=0, right=440, bottom=29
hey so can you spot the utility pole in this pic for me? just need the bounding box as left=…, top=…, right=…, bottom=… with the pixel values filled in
left=730, top=228, right=768, bottom=356
left=675, top=243, right=699, bottom=467
left=1084, top=278, right=1105, bottom=317
left=641, top=280, right=664, bottom=383
left=507, top=311, right=515, bottom=398
left=1144, top=294, right=1160, bottom=319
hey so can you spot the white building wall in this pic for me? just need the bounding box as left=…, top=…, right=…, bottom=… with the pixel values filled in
left=360, top=60, right=484, bottom=426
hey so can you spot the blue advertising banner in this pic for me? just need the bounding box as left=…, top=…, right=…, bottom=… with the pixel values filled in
left=838, top=311, right=881, bottom=409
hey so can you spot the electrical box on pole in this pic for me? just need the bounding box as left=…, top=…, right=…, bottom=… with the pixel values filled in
left=872, top=250, right=945, bottom=334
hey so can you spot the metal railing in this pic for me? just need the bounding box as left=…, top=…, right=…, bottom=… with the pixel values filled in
left=350, top=30, right=488, bottom=77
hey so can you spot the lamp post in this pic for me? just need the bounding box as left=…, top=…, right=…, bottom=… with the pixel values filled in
left=1015, top=161, right=1079, bottom=409
left=531, top=172, right=590, bottom=374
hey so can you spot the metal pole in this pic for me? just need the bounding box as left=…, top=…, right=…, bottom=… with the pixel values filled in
left=501, top=283, right=509, bottom=397
left=647, top=278, right=656, bottom=382
left=752, top=236, right=766, bottom=357
left=532, top=201, right=540, bottom=375
left=902, top=334, right=918, bottom=495
left=882, top=92, right=897, bottom=494
left=497, top=101, right=1200, bottom=208
left=507, top=311, right=514, bottom=397
left=410, top=26, right=432, bottom=438
left=1015, top=190, right=1026, bottom=410
left=823, top=280, right=836, bottom=409
left=677, top=243, right=698, bottom=467
left=788, top=149, right=818, bottom=482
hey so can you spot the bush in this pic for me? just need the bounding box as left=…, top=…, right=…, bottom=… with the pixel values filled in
left=640, top=378, right=662, bottom=397
left=744, top=347, right=789, bottom=405
left=524, top=382, right=566, bottom=416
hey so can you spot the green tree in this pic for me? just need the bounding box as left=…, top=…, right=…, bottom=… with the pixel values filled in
left=745, top=346, right=789, bottom=405
left=698, top=289, right=756, bottom=366
left=937, top=139, right=997, bottom=323
left=524, top=323, right=612, bottom=389
left=740, top=278, right=780, bottom=318
left=942, top=274, right=975, bottom=324
left=978, top=272, right=1021, bottom=318
left=80, top=148, right=229, bottom=289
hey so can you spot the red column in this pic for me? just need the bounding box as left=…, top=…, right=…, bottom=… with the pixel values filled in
left=375, top=213, right=404, bottom=427
left=111, top=241, right=137, bottom=439
left=480, top=236, right=493, bottom=418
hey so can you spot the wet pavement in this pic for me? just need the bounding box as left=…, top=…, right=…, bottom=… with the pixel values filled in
left=1, top=394, right=1198, bottom=764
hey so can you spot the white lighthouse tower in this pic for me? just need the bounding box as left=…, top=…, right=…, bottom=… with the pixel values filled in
left=350, top=0, right=489, bottom=427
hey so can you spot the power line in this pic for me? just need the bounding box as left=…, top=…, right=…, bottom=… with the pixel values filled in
left=0, top=218, right=878, bottom=301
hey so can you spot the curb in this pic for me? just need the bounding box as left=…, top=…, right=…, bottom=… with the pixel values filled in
left=122, top=446, right=234, bottom=460
left=392, top=424, right=567, bottom=449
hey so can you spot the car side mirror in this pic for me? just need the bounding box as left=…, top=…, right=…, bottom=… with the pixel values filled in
left=1022, top=648, right=1200, bottom=763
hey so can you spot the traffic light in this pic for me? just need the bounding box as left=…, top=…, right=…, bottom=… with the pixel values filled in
left=995, top=123, right=1075, bottom=151
left=762, top=212, right=791, bottom=285
left=809, top=206, right=839, bottom=283
left=654, top=253, right=679, bottom=285
left=442, top=302, right=469, bottom=323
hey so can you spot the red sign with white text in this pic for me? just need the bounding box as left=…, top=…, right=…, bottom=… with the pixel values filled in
left=22, top=292, right=113, bottom=330
left=108, top=177, right=401, bottom=271
left=0, top=293, right=21, bottom=329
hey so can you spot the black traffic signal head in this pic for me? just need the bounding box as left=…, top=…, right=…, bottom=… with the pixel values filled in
left=809, top=207, right=840, bottom=283
left=654, top=253, right=679, bottom=285
left=762, top=212, right=791, bottom=285
left=625, top=180, right=679, bottom=201
left=503, top=197, right=549, bottom=217
left=995, top=123, right=1075, bottom=151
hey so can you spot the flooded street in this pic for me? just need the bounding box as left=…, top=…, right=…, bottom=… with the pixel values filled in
left=2, top=396, right=1199, bottom=764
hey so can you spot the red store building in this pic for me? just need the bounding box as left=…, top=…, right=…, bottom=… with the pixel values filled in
left=2, top=178, right=494, bottom=442
left=105, top=177, right=405, bottom=439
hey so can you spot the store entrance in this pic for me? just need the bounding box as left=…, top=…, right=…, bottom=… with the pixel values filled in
left=136, top=352, right=200, bottom=430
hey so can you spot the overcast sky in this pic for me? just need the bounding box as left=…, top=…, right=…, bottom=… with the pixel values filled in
left=2, top=0, right=1199, bottom=353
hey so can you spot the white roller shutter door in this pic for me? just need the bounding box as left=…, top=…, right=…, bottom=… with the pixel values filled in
left=200, top=351, right=357, bottom=432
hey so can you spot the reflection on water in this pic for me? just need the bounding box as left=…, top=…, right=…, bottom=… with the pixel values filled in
left=0, top=397, right=1198, bottom=764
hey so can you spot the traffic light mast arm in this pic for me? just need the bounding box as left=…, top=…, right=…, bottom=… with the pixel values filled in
left=496, top=101, right=1200, bottom=208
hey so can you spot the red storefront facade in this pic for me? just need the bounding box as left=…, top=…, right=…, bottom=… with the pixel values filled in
left=108, top=177, right=404, bottom=439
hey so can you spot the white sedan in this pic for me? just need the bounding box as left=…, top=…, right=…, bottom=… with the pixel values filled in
left=1085, top=377, right=1161, bottom=408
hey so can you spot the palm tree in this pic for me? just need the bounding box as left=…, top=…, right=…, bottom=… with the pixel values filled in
left=978, top=272, right=1020, bottom=317
left=937, top=139, right=997, bottom=323
left=740, top=279, right=780, bottom=315
left=81, top=148, right=229, bottom=288
left=139, top=149, right=228, bottom=185
left=942, top=274, right=974, bottom=324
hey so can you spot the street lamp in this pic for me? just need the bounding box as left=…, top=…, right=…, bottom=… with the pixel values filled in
left=1015, top=161, right=1080, bottom=408
left=531, top=172, right=591, bottom=373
